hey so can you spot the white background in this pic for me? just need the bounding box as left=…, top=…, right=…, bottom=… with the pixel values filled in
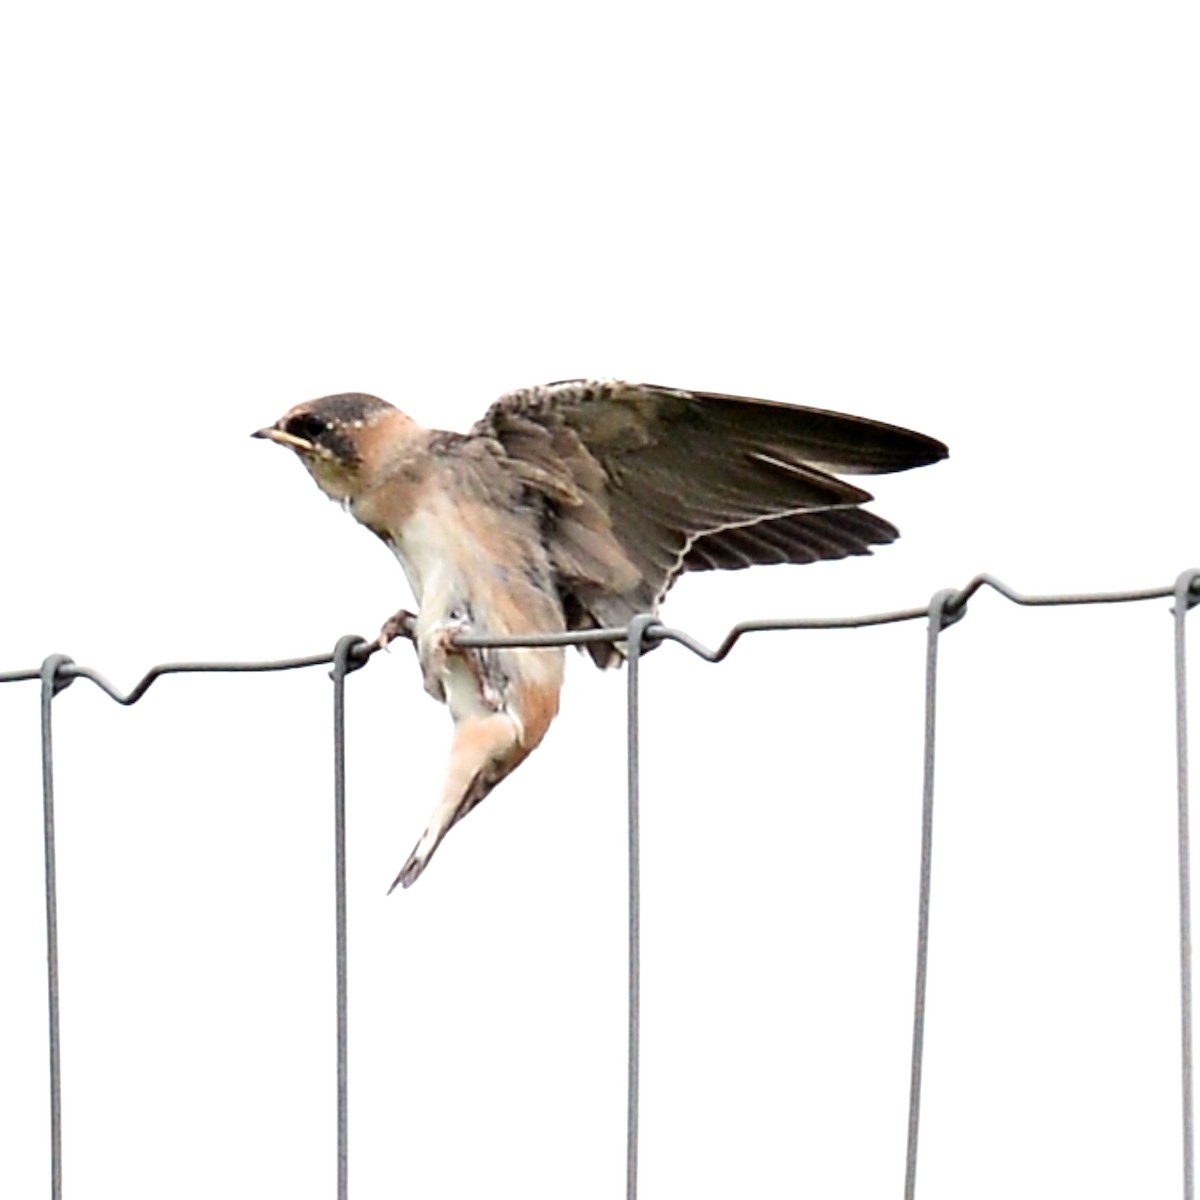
left=1, top=3, right=1198, bottom=1197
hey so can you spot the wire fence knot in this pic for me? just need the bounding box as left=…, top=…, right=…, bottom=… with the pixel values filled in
left=930, top=588, right=968, bottom=631
left=1175, top=569, right=1200, bottom=617
left=330, top=635, right=372, bottom=681
left=39, top=655, right=75, bottom=698
left=627, top=614, right=664, bottom=654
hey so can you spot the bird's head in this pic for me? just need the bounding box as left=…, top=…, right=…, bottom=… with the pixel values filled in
left=253, top=392, right=410, bottom=503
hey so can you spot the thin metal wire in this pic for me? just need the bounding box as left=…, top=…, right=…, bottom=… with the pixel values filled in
left=946, top=573, right=1175, bottom=613
left=443, top=573, right=1174, bottom=660
left=903, top=593, right=956, bottom=1200
left=624, top=615, right=658, bottom=1200
left=2, top=574, right=1183, bottom=690
left=1176, top=570, right=1200, bottom=1200
left=7, top=571, right=1200, bottom=1200
left=39, top=655, right=72, bottom=1200
left=331, top=637, right=365, bottom=1200
left=53, top=651, right=347, bottom=705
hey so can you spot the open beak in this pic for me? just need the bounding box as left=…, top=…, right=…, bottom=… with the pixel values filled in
left=252, top=426, right=312, bottom=450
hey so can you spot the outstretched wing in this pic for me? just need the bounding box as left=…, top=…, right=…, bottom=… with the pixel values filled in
left=470, top=380, right=946, bottom=662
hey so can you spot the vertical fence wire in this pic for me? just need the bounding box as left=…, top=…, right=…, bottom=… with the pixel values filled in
left=331, top=637, right=363, bottom=1200
left=904, top=592, right=957, bottom=1200
left=39, top=655, right=71, bottom=1200
left=624, top=615, right=657, bottom=1200
left=1176, top=571, right=1199, bottom=1200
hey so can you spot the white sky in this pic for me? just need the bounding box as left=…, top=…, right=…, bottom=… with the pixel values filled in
left=2, top=2, right=1198, bottom=1197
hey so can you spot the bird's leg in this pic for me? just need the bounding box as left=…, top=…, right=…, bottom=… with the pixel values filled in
left=416, top=616, right=470, bottom=701
left=373, top=607, right=417, bottom=650
left=416, top=612, right=506, bottom=707
left=389, top=710, right=522, bottom=891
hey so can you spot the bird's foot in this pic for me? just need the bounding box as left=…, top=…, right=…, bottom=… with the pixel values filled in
left=374, top=608, right=417, bottom=651
left=428, top=615, right=506, bottom=705
left=419, top=615, right=474, bottom=697
left=429, top=614, right=470, bottom=653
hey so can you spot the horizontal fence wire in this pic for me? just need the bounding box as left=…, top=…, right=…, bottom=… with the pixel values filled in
left=3, top=570, right=1199, bottom=1200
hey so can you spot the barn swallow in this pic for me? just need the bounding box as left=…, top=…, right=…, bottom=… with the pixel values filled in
left=254, top=379, right=946, bottom=889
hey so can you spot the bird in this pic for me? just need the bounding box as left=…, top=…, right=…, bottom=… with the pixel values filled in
left=254, top=379, right=946, bottom=889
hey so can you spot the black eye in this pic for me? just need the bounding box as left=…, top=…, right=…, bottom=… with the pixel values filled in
left=285, top=413, right=328, bottom=442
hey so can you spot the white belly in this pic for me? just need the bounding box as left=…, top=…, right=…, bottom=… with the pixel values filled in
left=386, top=500, right=565, bottom=733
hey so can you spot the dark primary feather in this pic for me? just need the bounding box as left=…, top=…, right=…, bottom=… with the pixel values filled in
left=682, top=506, right=900, bottom=574
left=470, top=379, right=946, bottom=664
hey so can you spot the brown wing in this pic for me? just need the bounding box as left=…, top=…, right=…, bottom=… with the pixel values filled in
left=681, top=506, right=902, bottom=573
left=470, top=380, right=946, bottom=663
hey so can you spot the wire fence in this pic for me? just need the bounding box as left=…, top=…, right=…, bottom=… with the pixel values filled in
left=4, top=569, right=1199, bottom=1200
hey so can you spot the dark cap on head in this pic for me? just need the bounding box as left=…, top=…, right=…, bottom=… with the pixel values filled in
left=254, top=392, right=397, bottom=466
